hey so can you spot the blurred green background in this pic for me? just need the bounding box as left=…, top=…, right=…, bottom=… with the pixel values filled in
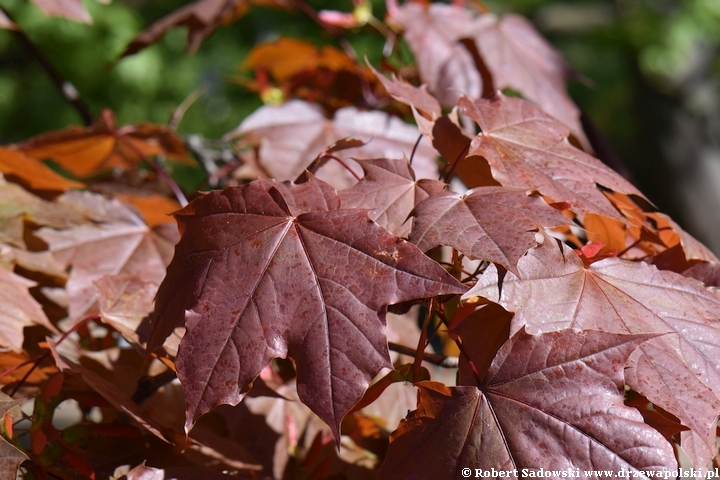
left=1, top=0, right=720, bottom=251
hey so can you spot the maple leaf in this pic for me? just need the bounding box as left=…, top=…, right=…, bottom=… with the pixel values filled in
left=94, top=275, right=158, bottom=348
left=449, top=301, right=513, bottom=386
left=0, top=179, right=86, bottom=247
left=0, top=393, right=29, bottom=480
left=242, top=38, right=357, bottom=83
left=367, top=67, right=498, bottom=188
left=36, top=192, right=175, bottom=320
left=471, top=13, right=586, bottom=146
left=115, top=194, right=182, bottom=228
left=0, top=268, right=57, bottom=352
left=339, top=158, right=445, bottom=237
left=409, top=186, right=569, bottom=275
left=268, top=173, right=341, bottom=215
left=225, top=99, right=439, bottom=188
left=388, top=2, right=480, bottom=107
left=459, top=93, right=644, bottom=222
left=17, top=110, right=193, bottom=178
left=369, top=64, right=442, bottom=121
left=377, top=329, right=676, bottom=479
left=465, top=236, right=720, bottom=470
left=0, top=148, right=83, bottom=193
left=149, top=179, right=466, bottom=439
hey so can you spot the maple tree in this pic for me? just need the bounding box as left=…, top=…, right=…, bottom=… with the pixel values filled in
left=0, top=0, right=719, bottom=479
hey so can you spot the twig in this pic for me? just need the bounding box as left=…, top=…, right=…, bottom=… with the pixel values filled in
left=168, top=85, right=209, bottom=130
left=388, top=341, right=458, bottom=368
left=6, top=315, right=99, bottom=396
left=1, top=5, right=93, bottom=125
left=118, top=132, right=189, bottom=207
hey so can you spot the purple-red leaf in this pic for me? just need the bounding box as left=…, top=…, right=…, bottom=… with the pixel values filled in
left=472, top=14, right=585, bottom=145
left=388, top=3, right=480, bottom=107
left=409, top=186, right=569, bottom=275
left=369, top=64, right=442, bottom=120
left=150, top=179, right=466, bottom=439
left=459, top=93, right=644, bottom=222
left=465, top=236, right=720, bottom=469
left=377, top=329, right=676, bottom=479
left=339, top=158, right=445, bottom=237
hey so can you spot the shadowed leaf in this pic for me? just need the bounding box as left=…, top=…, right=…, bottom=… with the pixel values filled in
left=378, top=329, right=676, bottom=479
left=18, top=110, right=193, bottom=178
left=465, top=236, right=720, bottom=470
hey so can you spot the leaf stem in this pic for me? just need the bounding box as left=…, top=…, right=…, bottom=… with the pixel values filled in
left=117, top=132, right=189, bottom=207
left=320, top=153, right=362, bottom=181
left=388, top=341, right=458, bottom=368
left=6, top=315, right=99, bottom=396
left=440, top=142, right=470, bottom=183
left=412, top=298, right=435, bottom=380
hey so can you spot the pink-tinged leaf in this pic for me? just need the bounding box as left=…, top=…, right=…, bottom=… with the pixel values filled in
left=465, top=236, right=720, bottom=469
left=339, top=158, right=445, bottom=237
left=30, top=0, right=92, bottom=23
left=378, top=329, right=676, bottom=479
left=624, top=342, right=719, bottom=472
left=369, top=64, right=442, bottom=120
left=332, top=107, right=439, bottom=182
left=36, top=192, right=174, bottom=320
left=225, top=100, right=439, bottom=188
left=459, top=93, right=644, bottom=222
left=124, top=461, right=164, bottom=480
left=409, top=186, right=569, bottom=275
left=389, top=3, right=480, bottom=106
left=0, top=180, right=86, bottom=248
left=472, top=14, right=586, bottom=146
left=225, top=100, right=335, bottom=182
left=150, top=180, right=466, bottom=440
left=123, top=462, right=248, bottom=480
left=0, top=268, right=57, bottom=352
left=361, top=70, right=480, bottom=186
left=94, top=274, right=159, bottom=347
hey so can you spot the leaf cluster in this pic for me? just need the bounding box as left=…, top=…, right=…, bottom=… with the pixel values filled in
left=0, top=1, right=718, bottom=479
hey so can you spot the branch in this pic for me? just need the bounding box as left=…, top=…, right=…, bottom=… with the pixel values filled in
left=1, top=6, right=93, bottom=125
left=388, top=341, right=459, bottom=368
